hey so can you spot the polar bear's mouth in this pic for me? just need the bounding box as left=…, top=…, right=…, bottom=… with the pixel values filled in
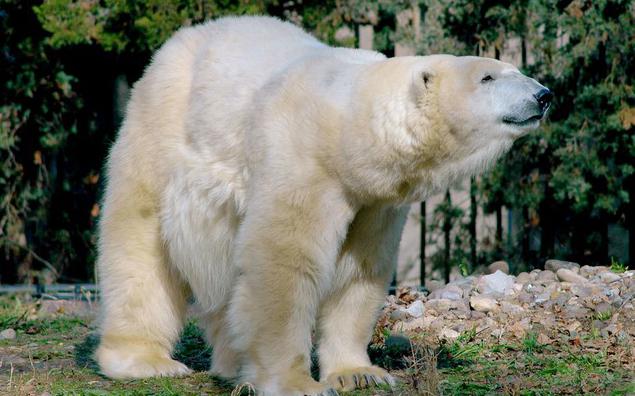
left=502, top=114, right=543, bottom=127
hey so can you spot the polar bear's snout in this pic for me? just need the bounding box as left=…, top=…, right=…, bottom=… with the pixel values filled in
left=494, top=73, right=552, bottom=131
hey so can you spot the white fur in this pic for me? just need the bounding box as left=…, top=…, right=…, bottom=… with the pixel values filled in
left=95, top=16, right=546, bottom=395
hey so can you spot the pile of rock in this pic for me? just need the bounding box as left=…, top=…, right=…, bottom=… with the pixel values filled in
left=382, top=260, right=634, bottom=342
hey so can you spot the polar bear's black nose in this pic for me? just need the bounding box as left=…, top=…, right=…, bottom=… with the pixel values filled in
left=534, top=88, right=553, bottom=113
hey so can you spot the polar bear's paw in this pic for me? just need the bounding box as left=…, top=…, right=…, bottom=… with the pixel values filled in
left=325, top=366, right=395, bottom=392
left=96, top=344, right=192, bottom=379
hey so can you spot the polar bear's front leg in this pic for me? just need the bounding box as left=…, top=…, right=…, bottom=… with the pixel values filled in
left=318, top=206, right=409, bottom=391
left=228, top=182, right=355, bottom=396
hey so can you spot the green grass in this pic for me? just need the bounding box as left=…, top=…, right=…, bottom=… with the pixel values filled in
left=1, top=295, right=634, bottom=395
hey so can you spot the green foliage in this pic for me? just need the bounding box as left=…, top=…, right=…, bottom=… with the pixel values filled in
left=427, top=0, right=634, bottom=269
left=1, top=0, right=633, bottom=282
left=34, top=0, right=268, bottom=52
left=610, top=257, right=627, bottom=273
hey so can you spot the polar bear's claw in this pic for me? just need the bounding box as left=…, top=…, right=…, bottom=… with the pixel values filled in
left=326, top=366, right=395, bottom=392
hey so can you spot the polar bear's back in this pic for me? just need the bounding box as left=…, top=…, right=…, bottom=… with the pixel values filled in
left=182, top=17, right=327, bottom=155
left=111, top=17, right=327, bottom=192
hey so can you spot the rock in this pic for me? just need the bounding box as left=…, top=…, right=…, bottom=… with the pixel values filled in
left=599, top=272, right=621, bottom=284
left=393, top=316, right=435, bottom=332
left=39, top=300, right=93, bottom=317
left=545, top=259, right=580, bottom=273
left=476, top=270, right=515, bottom=295
left=536, top=270, right=557, bottom=283
left=439, top=328, right=460, bottom=341
left=0, top=328, right=16, bottom=340
left=594, top=302, right=612, bottom=315
left=501, top=301, right=524, bottom=315
left=580, top=265, right=595, bottom=278
left=403, top=300, right=425, bottom=318
left=517, top=291, right=533, bottom=304
left=487, top=261, right=509, bottom=275
left=537, top=333, right=552, bottom=345
left=386, top=333, right=413, bottom=348
left=390, top=309, right=408, bottom=321
left=516, top=272, right=531, bottom=284
left=491, top=328, right=505, bottom=338
left=556, top=268, right=587, bottom=284
left=429, top=285, right=463, bottom=301
left=470, top=295, right=498, bottom=312
left=570, top=284, right=597, bottom=298
left=426, top=280, right=445, bottom=293
left=564, top=305, right=589, bottom=319
left=534, top=292, right=550, bottom=304
left=566, top=321, right=582, bottom=337
left=425, top=298, right=468, bottom=313
left=510, top=318, right=531, bottom=338
left=470, top=311, right=486, bottom=320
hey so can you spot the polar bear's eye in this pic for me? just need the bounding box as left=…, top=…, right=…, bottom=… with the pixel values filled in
left=481, top=75, right=494, bottom=83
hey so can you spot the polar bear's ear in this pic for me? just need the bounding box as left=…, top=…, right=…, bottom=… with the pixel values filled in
left=410, top=70, right=435, bottom=105
left=420, top=71, right=434, bottom=89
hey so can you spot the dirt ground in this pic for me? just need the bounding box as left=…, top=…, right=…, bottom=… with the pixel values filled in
left=0, top=292, right=633, bottom=396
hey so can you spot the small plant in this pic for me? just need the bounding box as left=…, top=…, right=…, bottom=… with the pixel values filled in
left=610, top=257, right=627, bottom=273
left=522, top=332, right=542, bottom=354
left=595, top=309, right=612, bottom=321
left=459, top=259, right=470, bottom=277
left=403, top=343, right=441, bottom=395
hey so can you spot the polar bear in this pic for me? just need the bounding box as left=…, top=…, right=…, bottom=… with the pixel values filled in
left=94, top=16, right=551, bottom=396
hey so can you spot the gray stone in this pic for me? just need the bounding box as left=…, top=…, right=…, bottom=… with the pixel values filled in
left=516, top=272, right=531, bottom=284
left=429, top=285, right=463, bottom=301
left=564, top=305, right=590, bottom=319
left=440, top=327, right=460, bottom=340
left=556, top=268, right=587, bottom=284
left=470, top=311, right=486, bottom=320
left=425, top=298, right=456, bottom=312
left=580, top=265, right=595, bottom=278
left=390, top=309, right=408, bottom=321
left=525, top=283, right=544, bottom=294
left=536, top=270, right=557, bottom=283
left=39, top=300, right=93, bottom=317
left=487, top=261, right=510, bottom=275
left=599, top=272, right=621, bottom=283
left=403, top=300, right=425, bottom=318
left=476, top=270, right=515, bottom=295
left=501, top=301, right=524, bottom=315
left=0, top=328, right=16, bottom=340
left=534, top=292, right=550, bottom=304
left=426, top=280, right=445, bottom=293
left=546, top=259, right=580, bottom=273
left=570, top=284, right=600, bottom=298
left=470, top=295, right=498, bottom=312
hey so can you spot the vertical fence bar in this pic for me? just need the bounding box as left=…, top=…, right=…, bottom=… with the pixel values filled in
left=420, top=201, right=426, bottom=287
left=469, top=177, right=477, bottom=272
left=443, top=190, right=452, bottom=283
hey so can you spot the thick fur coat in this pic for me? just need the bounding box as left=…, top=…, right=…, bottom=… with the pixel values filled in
left=95, top=16, right=549, bottom=396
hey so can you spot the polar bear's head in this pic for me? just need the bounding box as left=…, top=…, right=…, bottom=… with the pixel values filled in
left=345, top=55, right=552, bottom=202
left=425, top=56, right=552, bottom=141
